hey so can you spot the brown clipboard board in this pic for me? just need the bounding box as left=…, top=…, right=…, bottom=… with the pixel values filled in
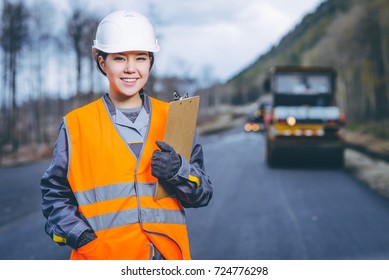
left=154, top=96, right=200, bottom=199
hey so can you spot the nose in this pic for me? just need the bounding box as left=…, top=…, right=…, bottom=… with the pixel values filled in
left=124, top=59, right=136, bottom=73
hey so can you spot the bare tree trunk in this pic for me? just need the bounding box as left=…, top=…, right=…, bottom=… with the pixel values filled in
left=362, top=61, right=376, bottom=120
left=35, top=43, right=45, bottom=144
left=378, top=26, right=389, bottom=113
left=10, top=51, right=18, bottom=152
left=374, top=0, right=389, bottom=120
left=1, top=52, right=9, bottom=150
left=74, top=50, right=82, bottom=108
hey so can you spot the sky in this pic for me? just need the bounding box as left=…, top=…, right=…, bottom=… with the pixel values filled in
left=54, top=0, right=325, bottom=83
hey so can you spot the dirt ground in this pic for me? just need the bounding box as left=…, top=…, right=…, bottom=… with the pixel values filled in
left=0, top=143, right=54, bottom=167
left=344, top=131, right=389, bottom=199
left=345, top=149, right=389, bottom=198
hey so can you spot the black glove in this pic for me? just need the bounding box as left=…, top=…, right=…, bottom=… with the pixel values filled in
left=151, top=141, right=181, bottom=180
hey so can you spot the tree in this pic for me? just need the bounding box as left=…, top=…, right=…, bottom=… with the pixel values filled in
left=28, top=0, right=56, bottom=145
left=67, top=7, right=100, bottom=106
left=371, top=0, right=389, bottom=120
left=84, top=15, right=101, bottom=101
left=0, top=0, right=30, bottom=152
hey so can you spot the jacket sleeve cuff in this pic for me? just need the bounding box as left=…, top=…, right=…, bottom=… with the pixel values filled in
left=67, top=223, right=92, bottom=249
left=165, top=155, right=190, bottom=185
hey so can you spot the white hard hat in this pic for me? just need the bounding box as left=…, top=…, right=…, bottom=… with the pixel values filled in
left=92, top=10, right=160, bottom=54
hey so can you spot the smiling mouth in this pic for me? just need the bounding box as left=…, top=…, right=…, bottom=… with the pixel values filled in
left=121, top=78, right=138, bottom=85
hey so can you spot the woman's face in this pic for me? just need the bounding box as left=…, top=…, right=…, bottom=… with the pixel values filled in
left=99, top=51, right=151, bottom=106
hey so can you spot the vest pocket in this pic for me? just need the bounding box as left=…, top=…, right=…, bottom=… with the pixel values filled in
left=75, top=238, right=106, bottom=260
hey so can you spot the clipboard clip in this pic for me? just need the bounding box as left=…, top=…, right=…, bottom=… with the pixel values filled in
left=173, top=90, right=189, bottom=101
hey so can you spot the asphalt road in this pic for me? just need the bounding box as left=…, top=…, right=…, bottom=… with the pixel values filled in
left=1, top=129, right=389, bottom=260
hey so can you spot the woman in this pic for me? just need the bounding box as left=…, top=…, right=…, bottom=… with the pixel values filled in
left=40, top=10, right=213, bottom=260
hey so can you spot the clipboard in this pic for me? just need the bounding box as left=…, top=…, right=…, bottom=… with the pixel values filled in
left=154, top=95, right=200, bottom=199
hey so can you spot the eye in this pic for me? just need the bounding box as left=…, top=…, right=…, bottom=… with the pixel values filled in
left=114, top=56, right=125, bottom=61
left=136, top=56, right=147, bottom=61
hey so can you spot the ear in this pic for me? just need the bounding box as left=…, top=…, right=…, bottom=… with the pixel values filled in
left=98, top=56, right=106, bottom=72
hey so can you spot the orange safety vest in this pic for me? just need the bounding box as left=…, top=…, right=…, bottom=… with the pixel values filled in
left=64, top=96, right=191, bottom=260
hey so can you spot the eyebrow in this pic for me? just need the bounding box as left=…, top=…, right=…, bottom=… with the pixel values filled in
left=117, top=52, right=148, bottom=56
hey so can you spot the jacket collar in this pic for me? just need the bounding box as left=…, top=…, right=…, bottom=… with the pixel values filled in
left=102, top=93, right=152, bottom=117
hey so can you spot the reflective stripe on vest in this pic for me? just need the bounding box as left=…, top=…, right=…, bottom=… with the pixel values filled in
left=73, top=182, right=185, bottom=231
left=65, top=96, right=191, bottom=260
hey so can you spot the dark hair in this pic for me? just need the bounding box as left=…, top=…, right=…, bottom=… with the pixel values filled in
left=95, top=51, right=155, bottom=76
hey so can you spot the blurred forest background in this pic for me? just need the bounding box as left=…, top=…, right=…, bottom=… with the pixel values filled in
left=0, top=0, right=388, bottom=166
